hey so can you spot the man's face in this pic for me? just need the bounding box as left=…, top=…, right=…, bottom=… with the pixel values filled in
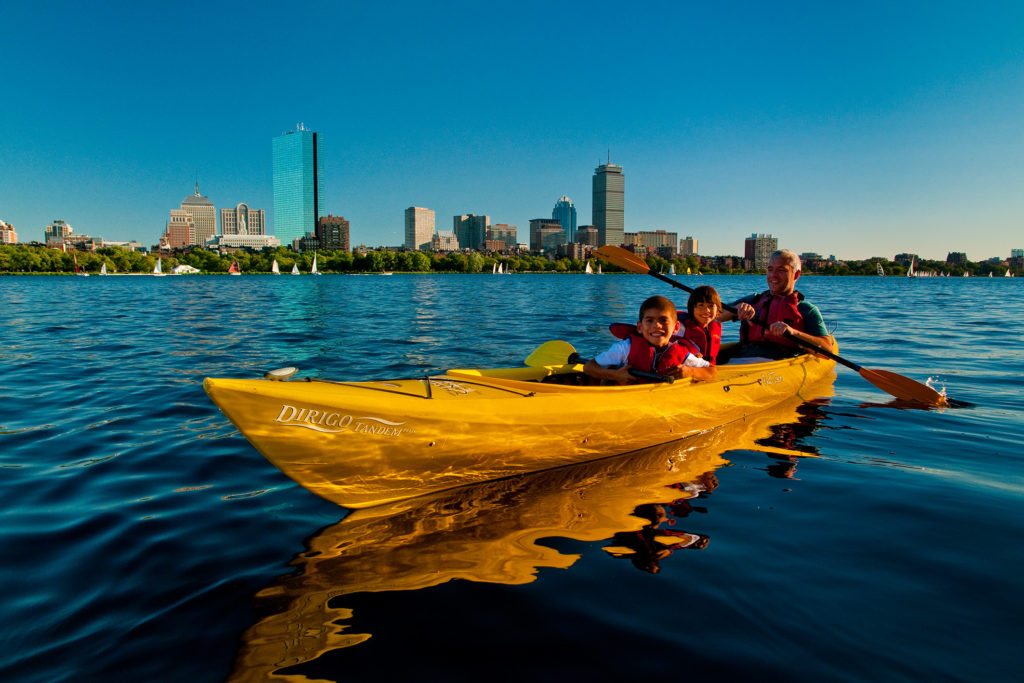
left=766, top=257, right=799, bottom=296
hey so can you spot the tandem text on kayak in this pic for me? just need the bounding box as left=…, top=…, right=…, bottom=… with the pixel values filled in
left=274, top=404, right=413, bottom=437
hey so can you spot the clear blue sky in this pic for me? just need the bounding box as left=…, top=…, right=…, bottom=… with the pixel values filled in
left=2, top=0, right=1021, bottom=260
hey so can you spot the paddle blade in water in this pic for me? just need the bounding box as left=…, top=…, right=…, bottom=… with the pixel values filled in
left=859, top=368, right=947, bottom=407
left=524, top=340, right=578, bottom=367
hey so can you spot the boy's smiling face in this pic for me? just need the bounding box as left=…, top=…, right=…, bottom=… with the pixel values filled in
left=637, top=306, right=680, bottom=348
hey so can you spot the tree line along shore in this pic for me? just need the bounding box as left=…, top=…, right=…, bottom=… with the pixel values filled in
left=0, top=243, right=1009, bottom=277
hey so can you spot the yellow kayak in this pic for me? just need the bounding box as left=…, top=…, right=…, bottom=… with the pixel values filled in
left=204, top=341, right=836, bottom=508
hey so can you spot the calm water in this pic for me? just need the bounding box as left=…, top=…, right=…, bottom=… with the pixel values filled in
left=2, top=273, right=1022, bottom=682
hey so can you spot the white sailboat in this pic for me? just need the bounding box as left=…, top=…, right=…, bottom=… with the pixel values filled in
left=271, top=259, right=280, bottom=275
left=1006, top=269, right=1013, bottom=278
left=597, top=263, right=602, bottom=274
left=99, top=262, right=107, bottom=275
left=906, top=257, right=915, bottom=278
left=585, top=260, right=593, bottom=274
left=877, top=263, right=885, bottom=276
left=668, top=264, right=676, bottom=276
left=153, top=258, right=166, bottom=277
left=492, top=263, right=497, bottom=274
left=498, top=262, right=504, bottom=274
left=291, top=263, right=300, bottom=275
left=311, top=252, right=321, bottom=275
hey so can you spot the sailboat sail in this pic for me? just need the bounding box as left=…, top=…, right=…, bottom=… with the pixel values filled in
left=228, top=260, right=241, bottom=275
left=271, top=259, right=280, bottom=275
left=597, top=263, right=602, bottom=274
left=906, top=257, right=915, bottom=277
left=668, top=264, right=676, bottom=276
left=311, top=253, right=320, bottom=275
left=153, top=258, right=164, bottom=276
left=100, top=262, right=107, bottom=275
left=291, top=263, right=300, bottom=275
left=877, top=263, right=885, bottom=276
left=585, top=261, right=593, bottom=274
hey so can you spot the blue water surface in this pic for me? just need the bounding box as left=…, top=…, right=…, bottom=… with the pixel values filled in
left=1, top=273, right=1022, bottom=682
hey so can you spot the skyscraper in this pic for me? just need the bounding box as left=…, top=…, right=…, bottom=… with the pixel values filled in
left=552, top=195, right=576, bottom=244
left=273, top=124, right=324, bottom=248
left=0, top=219, right=18, bottom=244
left=744, top=233, right=778, bottom=271
left=593, top=160, right=624, bottom=246
left=181, top=182, right=216, bottom=244
left=405, top=207, right=435, bottom=250
left=679, top=236, right=699, bottom=256
left=453, top=214, right=489, bottom=251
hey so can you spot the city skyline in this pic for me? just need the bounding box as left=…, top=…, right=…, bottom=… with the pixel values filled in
left=1, top=1, right=1022, bottom=261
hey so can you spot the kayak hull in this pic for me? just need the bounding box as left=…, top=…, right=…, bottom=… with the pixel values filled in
left=204, top=354, right=835, bottom=508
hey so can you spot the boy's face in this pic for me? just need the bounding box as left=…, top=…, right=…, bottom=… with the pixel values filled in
left=637, top=306, right=680, bottom=348
left=693, top=301, right=718, bottom=327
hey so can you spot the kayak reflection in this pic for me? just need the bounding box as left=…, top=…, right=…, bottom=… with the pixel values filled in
left=229, top=390, right=833, bottom=681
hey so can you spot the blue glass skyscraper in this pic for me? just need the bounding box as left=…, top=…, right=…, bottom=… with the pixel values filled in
left=552, top=195, right=576, bottom=244
left=272, top=125, right=323, bottom=248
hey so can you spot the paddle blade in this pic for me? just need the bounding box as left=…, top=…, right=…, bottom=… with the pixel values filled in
left=594, top=245, right=651, bottom=274
left=859, top=368, right=946, bottom=407
left=524, top=340, right=578, bottom=367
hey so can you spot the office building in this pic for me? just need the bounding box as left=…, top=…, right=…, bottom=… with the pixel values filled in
left=592, top=160, right=624, bottom=246
left=44, top=219, right=74, bottom=247
left=405, top=207, right=435, bottom=250
left=744, top=233, right=778, bottom=271
left=273, top=124, right=324, bottom=248
left=552, top=196, right=576, bottom=244
left=636, top=230, right=678, bottom=255
left=530, top=219, right=563, bottom=253
left=181, top=183, right=217, bottom=244
left=0, top=219, right=17, bottom=244
left=486, top=223, right=517, bottom=251
left=453, top=214, right=489, bottom=251
left=220, top=203, right=265, bottom=236
left=318, top=214, right=351, bottom=251
left=575, top=225, right=598, bottom=247
left=431, top=231, right=460, bottom=251
left=163, top=210, right=195, bottom=249
left=679, top=236, right=698, bottom=256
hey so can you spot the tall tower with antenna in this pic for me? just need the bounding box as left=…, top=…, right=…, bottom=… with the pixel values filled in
left=592, top=155, right=624, bottom=247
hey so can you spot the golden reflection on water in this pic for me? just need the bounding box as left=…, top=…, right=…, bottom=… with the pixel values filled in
left=229, top=394, right=831, bottom=682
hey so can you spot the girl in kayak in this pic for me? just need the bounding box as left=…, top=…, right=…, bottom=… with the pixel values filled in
left=584, top=295, right=714, bottom=384
left=680, top=285, right=722, bottom=365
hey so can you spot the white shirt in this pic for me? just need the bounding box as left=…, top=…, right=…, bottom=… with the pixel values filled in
left=593, top=338, right=711, bottom=368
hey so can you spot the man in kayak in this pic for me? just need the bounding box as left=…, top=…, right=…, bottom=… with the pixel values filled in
left=584, top=295, right=715, bottom=383
left=719, top=249, right=834, bottom=361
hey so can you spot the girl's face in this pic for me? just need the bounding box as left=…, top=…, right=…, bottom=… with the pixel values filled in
left=693, top=301, right=718, bottom=327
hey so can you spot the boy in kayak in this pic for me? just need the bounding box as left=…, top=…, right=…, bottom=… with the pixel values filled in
left=719, top=249, right=834, bottom=361
left=584, top=295, right=715, bottom=383
left=680, top=285, right=722, bottom=365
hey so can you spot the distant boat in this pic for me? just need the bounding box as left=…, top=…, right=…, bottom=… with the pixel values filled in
left=492, top=263, right=497, bottom=274
left=153, top=258, right=166, bottom=277
left=271, top=259, right=280, bottom=275
left=498, top=262, right=504, bottom=274
left=380, top=271, right=394, bottom=276
left=228, top=260, right=241, bottom=275
left=99, top=262, right=107, bottom=276
left=988, top=272, right=993, bottom=278
left=596, top=263, right=602, bottom=275
left=877, top=263, right=885, bottom=276
left=906, top=257, right=915, bottom=277
left=686, top=267, right=692, bottom=275
left=311, top=253, right=321, bottom=275
left=1006, top=269, right=1013, bottom=278
left=585, top=260, right=593, bottom=274
left=668, top=264, right=676, bottom=276
left=291, top=263, right=300, bottom=275
left=73, top=254, right=89, bottom=277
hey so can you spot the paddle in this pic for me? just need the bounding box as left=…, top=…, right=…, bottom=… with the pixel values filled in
left=594, top=245, right=946, bottom=406
left=524, top=341, right=674, bottom=383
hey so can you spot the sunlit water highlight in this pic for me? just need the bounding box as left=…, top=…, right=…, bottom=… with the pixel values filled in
left=1, top=274, right=1022, bottom=682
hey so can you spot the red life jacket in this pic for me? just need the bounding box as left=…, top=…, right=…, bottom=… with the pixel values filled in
left=625, top=332, right=694, bottom=375
left=740, top=290, right=806, bottom=348
left=608, top=323, right=700, bottom=355
left=681, top=317, right=721, bottom=365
